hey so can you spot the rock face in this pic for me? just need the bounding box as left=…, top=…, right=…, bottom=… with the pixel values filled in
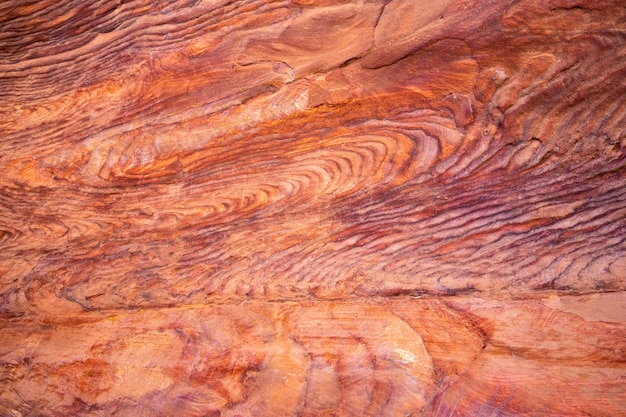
left=0, top=0, right=624, bottom=416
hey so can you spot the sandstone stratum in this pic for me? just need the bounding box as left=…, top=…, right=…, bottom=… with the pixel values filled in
left=0, top=1, right=624, bottom=416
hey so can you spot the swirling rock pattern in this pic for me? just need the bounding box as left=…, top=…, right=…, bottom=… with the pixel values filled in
left=0, top=0, right=624, bottom=415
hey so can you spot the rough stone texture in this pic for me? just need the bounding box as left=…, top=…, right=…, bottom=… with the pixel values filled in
left=0, top=0, right=624, bottom=416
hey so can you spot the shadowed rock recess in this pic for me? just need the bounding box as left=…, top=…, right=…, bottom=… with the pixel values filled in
left=0, top=0, right=624, bottom=416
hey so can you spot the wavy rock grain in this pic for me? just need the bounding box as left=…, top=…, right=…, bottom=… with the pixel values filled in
left=0, top=0, right=625, bottom=416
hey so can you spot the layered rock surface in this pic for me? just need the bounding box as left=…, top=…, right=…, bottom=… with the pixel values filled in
left=0, top=0, right=624, bottom=415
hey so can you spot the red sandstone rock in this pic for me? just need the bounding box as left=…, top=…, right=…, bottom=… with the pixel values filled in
left=0, top=0, right=624, bottom=416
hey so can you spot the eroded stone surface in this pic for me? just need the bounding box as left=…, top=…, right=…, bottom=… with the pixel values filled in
left=0, top=0, right=624, bottom=415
